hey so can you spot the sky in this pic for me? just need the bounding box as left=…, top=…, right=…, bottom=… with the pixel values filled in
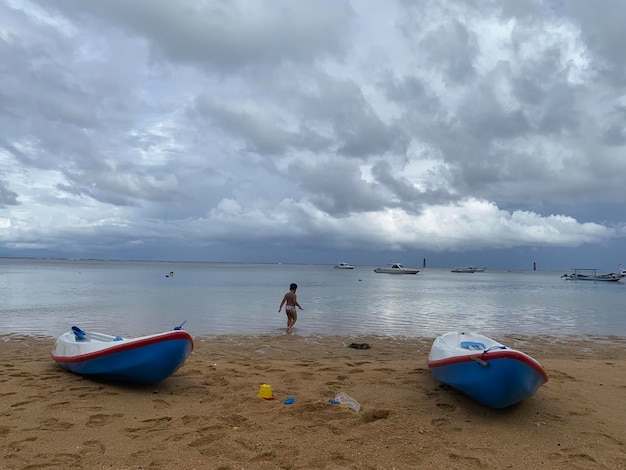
left=1, top=0, right=626, bottom=270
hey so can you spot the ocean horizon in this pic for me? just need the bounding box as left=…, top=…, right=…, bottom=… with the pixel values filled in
left=1, top=258, right=625, bottom=339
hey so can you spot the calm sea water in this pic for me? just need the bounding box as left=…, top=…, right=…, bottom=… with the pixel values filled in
left=1, top=258, right=625, bottom=338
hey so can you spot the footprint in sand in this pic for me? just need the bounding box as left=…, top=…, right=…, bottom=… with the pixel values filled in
left=40, top=418, right=74, bottom=431
left=431, top=417, right=450, bottom=427
left=47, top=400, right=71, bottom=409
left=140, top=416, right=173, bottom=426
left=317, top=366, right=342, bottom=372
left=436, top=403, right=456, bottom=411
left=219, top=413, right=248, bottom=427
left=295, top=362, right=314, bottom=367
left=188, top=434, right=224, bottom=448
left=86, top=413, right=124, bottom=427
left=7, top=436, right=38, bottom=452
left=11, top=399, right=40, bottom=408
left=324, top=380, right=347, bottom=387
left=555, top=452, right=597, bottom=465
left=181, top=415, right=200, bottom=425
left=152, top=398, right=171, bottom=409
left=550, top=369, right=578, bottom=381
left=361, top=409, right=391, bottom=423
left=82, top=438, right=106, bottom=455
left=448, top=453, right=482, bottom=465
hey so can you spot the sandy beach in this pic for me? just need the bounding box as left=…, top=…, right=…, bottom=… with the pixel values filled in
left=1, top=334, right=625, bottom=469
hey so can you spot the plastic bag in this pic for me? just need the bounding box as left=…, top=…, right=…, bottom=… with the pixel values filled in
left=334, top=392, right=360, bottom=413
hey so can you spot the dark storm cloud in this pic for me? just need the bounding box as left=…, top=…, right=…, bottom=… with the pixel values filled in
left=290, top=157, right=387, bottom=216
left=37, top=0, right=354, bottom=70
left=0, top=182, right=19, bottom=206
left=2, top=0, right=626, bottom=268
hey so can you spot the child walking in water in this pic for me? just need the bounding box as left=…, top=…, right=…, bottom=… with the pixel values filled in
left=278, top=283, right=303, bottom=333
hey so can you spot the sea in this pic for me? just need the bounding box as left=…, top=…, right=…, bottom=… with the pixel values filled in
left=1, top=258, right=625, bottom=339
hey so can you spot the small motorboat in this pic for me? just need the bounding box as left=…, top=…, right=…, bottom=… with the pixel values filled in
left=51, top=324, right=194, bottom=384
left=427, top=331, right=548, bottom=409
left=451, top=266, right=485, bottom=273
left=334, top=262, right=355, bottom=269
left=373, top=263, right=420, bottom=274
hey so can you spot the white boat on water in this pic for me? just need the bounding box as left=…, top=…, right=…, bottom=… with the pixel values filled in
left=374, top=263, right=420, bottom=274
left=334, top=262, right=355, bottom=269
left=561, top=268, right=622, bottom=282
left=451, top=266, right=485, bottom=273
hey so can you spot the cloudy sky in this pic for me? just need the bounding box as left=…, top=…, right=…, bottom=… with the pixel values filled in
left=1, top=0, right=626, bottom=270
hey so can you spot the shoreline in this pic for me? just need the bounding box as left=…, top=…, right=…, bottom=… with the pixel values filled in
left=2, top=334, right=625, bottom=469
left=4, top=331, right=626, bottom=358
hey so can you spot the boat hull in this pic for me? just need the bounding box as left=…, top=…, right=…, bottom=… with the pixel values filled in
left=562, top=269, right=622, bottom=282
left=427, top=332, right=548, bottom=409
left=374, top=263, right=420, bottom=274
left=374, top=269, right=419, bottom=274
left=52, top=329, right=194, bottom=384
left=334, top=263, right=355, bottom=269
left=563, top=274, right=621, bottom=282
left=451, top=267, right=485, bottom=273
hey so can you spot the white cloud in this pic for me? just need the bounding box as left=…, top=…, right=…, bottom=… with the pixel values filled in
left=1, top=0, right=625, bottom=267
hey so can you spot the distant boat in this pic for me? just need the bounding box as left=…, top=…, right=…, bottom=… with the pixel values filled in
left=374, top=263, right=420, bottom=274
left=334, top=262, right=355, bottom=269
left=451, top=266, right=485, bottom=273
left=561, top=268, right=622, bottom=282
left=428, top=331, right=548, bottom=409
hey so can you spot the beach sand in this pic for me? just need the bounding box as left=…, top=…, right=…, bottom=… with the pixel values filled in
left=1, top=334, right=625, bottom=469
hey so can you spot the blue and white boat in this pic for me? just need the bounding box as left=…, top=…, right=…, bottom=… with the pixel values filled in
left=51, top=325, right=194, bottom=384
left=427, top=331, right=548, bottom=409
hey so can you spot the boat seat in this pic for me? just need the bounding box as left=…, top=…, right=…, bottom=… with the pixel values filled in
left=72, top=326, right=86, bottom=341
left=461, top=341, right=486, bottom=351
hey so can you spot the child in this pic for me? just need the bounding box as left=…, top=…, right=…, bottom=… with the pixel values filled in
left=278, top=283, right=303, bottom=333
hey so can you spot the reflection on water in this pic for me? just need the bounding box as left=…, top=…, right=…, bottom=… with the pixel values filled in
left=1, top=259, right=625, bottom=337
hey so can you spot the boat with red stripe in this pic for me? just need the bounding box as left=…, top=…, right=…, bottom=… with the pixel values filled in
left=428, top=331, right=548, bottom=408
left=52, top=323, right=193, bottom=384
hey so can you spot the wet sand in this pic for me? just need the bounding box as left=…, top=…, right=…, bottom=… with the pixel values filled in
left=1, top=334, right=625, bottom=469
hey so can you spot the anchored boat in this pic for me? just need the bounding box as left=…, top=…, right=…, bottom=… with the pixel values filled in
left=451, top=266, right=485, bottom=273
left=374, top=263, right=420, bottom=274
left=561, top=268, right=622, bottom=282
left=334, top=262, right=355, bottom=269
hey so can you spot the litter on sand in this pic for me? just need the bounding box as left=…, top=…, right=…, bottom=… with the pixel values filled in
left=329, top=392, right=360, bottom=413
